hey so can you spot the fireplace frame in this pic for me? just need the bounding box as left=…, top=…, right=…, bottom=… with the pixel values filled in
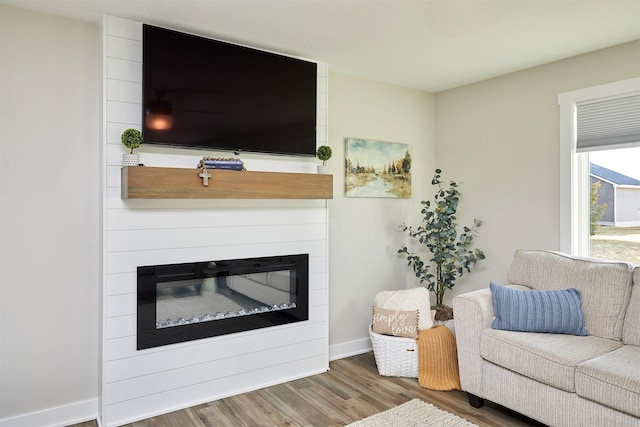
left=137, top=254, right=309, bottom=350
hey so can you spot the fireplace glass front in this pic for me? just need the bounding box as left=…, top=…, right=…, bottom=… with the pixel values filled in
left=137, top=254, right=309, bottom=350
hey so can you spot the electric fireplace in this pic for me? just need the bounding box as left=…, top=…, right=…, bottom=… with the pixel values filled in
left=137, top=254, right=309, bottom=350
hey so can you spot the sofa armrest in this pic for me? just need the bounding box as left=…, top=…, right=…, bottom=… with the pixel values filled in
left=453, top=289, right=494, bottom=397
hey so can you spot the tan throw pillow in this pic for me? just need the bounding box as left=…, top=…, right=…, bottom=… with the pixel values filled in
left=372, top=306, right=419, bottom=338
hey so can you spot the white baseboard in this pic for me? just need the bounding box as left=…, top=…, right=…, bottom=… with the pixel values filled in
left=0, top=398, right=98, bottom=427
left=329, top=336, right=372, bottom=361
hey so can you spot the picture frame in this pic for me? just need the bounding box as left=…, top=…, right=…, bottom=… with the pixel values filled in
left=345, top=138, right=411, bottom=198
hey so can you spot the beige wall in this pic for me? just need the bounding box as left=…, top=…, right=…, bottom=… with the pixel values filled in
left=0, top=5, right=101, bottom=420
left=327, top=73, right=435, bottom=355
left=435, top=40, right=640, bottom=302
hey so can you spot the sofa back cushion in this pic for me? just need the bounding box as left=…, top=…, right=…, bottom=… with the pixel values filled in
left=507, top=250, right=633, bottom=340
left=622, top=268, right=640, bottom=345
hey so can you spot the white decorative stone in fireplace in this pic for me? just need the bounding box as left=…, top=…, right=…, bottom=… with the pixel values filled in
left=101, top=15, right=329, bottom=427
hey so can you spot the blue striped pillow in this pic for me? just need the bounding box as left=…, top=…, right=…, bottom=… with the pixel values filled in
left=490, top=282, right=588, bottom=336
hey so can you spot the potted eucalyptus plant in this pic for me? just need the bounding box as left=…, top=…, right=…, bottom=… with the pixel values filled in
left=316, top=145, right=332, bottom=174
left=399, top=169, right=485, bottom=321
left=121, top=128, right=142, bottom=166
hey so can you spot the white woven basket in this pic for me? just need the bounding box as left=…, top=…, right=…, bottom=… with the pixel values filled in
left=369, top=325, right=418, bottom=378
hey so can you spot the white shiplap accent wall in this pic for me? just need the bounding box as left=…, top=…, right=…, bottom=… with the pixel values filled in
left=102, top=15, right=329, bottom=427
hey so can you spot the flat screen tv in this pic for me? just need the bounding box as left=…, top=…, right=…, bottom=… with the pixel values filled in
left=142, top=24, right=318, bottom=156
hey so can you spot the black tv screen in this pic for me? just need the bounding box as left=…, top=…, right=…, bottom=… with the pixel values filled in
left=142, top=24, right=318, bottom=156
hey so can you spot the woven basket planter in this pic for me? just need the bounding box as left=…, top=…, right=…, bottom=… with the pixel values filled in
left=369, top=325, right=418, bottom=378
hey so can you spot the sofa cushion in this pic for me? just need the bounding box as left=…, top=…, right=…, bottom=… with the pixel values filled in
left=623, top=268, right=640, bottom=346
left=576, top=345, right=640, bottom=417
left=507, top=250, right=634, bottom=340
left=490, top=282, right=588, bottom=335
left=481, top=328, right=622, bottom=392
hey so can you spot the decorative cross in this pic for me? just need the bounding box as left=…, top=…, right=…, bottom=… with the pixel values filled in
left=199, top=168, right=212, bottom=186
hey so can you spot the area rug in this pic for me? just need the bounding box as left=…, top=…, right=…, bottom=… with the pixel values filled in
left=346, top=399, right=478, bottom=427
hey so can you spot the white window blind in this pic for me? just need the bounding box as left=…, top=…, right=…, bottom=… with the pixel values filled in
left=576, top=92, right=640, bottom=152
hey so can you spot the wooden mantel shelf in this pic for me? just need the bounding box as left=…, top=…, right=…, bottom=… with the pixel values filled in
left=121, top=166, right=333, bottom=199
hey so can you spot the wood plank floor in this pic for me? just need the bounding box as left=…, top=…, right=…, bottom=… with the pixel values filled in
left=70, top=352, right=544, bottom=427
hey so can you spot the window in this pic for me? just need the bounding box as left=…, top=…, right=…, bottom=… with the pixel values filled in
left=558, top=78, right=640, bottom=262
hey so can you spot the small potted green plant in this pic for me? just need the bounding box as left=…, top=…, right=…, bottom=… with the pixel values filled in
left=121, top=128, right=142, bottom=166
left=316, top=145, right=332, bottom=174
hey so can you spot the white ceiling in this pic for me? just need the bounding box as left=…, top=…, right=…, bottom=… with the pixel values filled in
left=2, top=0, right=640, bottom=92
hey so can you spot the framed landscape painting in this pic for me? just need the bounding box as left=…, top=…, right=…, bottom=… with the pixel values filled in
left=345, top=138, right=411, bottom=198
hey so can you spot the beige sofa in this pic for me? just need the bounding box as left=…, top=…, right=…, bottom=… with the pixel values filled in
left=453, top=250, right=640, bottom=426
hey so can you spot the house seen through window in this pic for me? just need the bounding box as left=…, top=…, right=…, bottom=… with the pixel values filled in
left=588, top=147, right=640, bottom=264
